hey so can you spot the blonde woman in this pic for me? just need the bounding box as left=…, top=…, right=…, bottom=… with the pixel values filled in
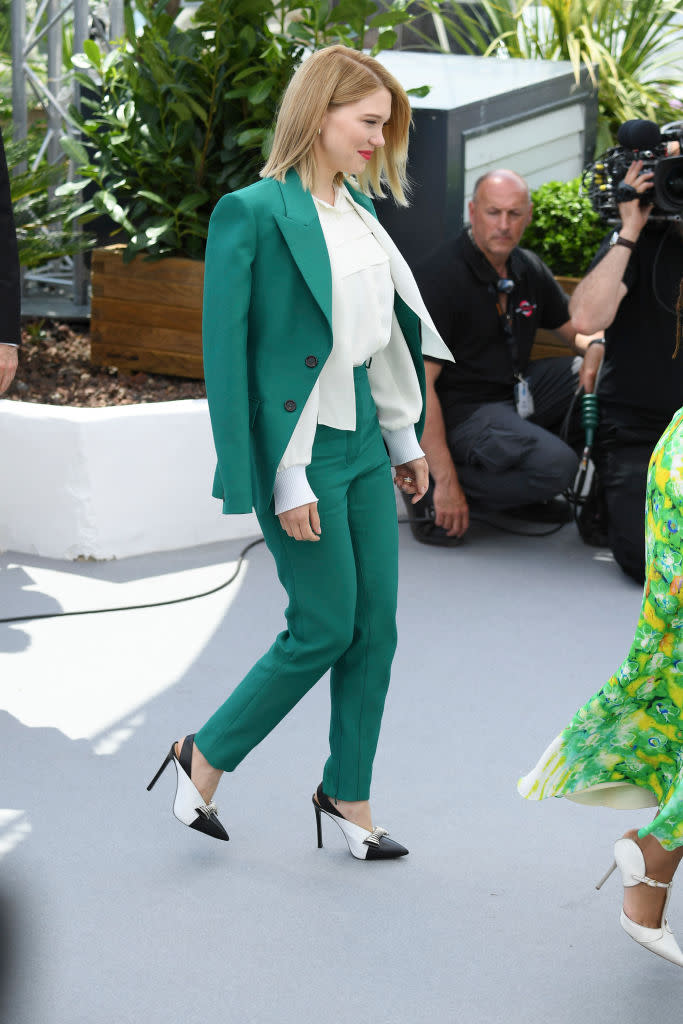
left=147, top=45, right=452, bottom=859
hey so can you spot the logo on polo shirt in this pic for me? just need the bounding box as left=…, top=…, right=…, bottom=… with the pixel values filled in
left=515, top=299, right=536, bottom=318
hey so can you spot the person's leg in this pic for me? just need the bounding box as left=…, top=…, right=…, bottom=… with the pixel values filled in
left=448, top=401, right=578, bottom=511
left=194, top=428, right=359, bottom=778
left=594, top=427, right=653, bottom=583
left=621, top=830, right=683, bottom=928
left=322, top=449, right=399, bottom=805
left=527, top=355, right=582, bottom=445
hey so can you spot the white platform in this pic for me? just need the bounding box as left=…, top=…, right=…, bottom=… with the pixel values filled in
left=0, top=398, right=261, bottom=559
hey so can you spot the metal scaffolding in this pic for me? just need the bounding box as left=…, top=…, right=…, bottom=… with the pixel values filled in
left=10, top=0, right=124, bottom=315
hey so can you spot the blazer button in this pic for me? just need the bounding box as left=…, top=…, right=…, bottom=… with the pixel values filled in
left=284, top=400, right=297, bottom=412
left=305, top=355, right=318, bottom=368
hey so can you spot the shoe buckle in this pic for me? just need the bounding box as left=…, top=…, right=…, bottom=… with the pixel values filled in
left=196, top=802, right=218, bottom=819
left=363, top=826, right=389, bottom=847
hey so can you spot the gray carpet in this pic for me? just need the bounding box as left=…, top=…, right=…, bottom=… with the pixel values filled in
left=1, top=519, right=679, bottom=1024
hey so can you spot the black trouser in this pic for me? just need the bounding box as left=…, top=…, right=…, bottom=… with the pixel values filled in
left=405, top=356, right=580, bottom=543
left=452, top=356, right=581, bottom=507
left=593, top=421, right=661, bottom=584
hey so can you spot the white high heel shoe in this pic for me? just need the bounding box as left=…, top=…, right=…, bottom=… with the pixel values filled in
left=147, top=734, right=228, bottom=842
left=596, top=837, right=683, bottom=967
left=312, top=784, right=408, bottom=860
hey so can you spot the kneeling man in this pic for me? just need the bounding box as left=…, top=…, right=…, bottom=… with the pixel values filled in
left=413, top=169, right=602, bottom=544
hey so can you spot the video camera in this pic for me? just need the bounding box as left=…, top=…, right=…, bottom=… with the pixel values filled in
left=582, top=119, right=683, bottom=222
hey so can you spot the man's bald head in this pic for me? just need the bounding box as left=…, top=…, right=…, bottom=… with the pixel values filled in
left=468, top=169, right=533, bottom=272
left=472, top=169, right=530, bottom=205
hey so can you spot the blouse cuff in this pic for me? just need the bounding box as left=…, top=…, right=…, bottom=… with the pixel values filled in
left=273, top=464, right=318, bottom=515
left=381, top=424, right=424, bottom=466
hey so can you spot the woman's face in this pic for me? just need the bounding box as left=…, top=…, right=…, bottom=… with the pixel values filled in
left=316, top=87, right=392, bottom=180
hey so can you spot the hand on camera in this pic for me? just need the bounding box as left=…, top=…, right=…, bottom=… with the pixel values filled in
left=617, top=160, right=654, bottom=237
left=278, top=501, right=321, bottom=541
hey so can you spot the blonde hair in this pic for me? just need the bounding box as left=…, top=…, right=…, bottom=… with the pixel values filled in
left=261, top=45, right=412, bottom=206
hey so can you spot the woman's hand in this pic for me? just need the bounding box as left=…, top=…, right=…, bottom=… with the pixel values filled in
left=278, top=502, right=321, bottom=541
left=394, top=457, right=429, bottom=504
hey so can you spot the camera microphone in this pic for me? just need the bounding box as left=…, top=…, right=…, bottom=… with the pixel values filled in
left=616, top=119, right=662, bottom=152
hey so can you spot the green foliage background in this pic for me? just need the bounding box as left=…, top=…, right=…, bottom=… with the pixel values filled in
left=522, top=177, right=607, bottom=276
left=64, top=0, right=420, bottom=261
left=2, top=126, right=95, bottom=269
left=428, top=0, right=683, bottom=153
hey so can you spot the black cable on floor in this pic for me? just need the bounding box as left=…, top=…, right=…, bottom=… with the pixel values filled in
left=1, top=507, right=572, bottom=626
left=0, top=537, right=265, bottom=625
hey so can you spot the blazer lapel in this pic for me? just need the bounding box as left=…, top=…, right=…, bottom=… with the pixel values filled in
left=274, top=170, right=332, bottom=332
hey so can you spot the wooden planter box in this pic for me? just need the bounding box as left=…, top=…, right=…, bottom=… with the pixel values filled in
left=531, top=275, right=580, bottom=360
left=90, top=246, right=204, bottom=379
left=90, top=251, right=579, bottom=374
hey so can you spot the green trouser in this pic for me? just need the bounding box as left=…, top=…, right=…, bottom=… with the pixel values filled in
left=195, top=366, right=400, bottom=801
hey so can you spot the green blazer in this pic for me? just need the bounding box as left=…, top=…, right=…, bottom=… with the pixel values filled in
left=202, top=169, right=426, bottom=516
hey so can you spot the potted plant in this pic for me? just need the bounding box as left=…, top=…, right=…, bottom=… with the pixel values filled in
left=521, top=177, right=607, bottom=359
left=64, top=0, right=420, bottom=378
left=522, top=176, right=607, bottom=282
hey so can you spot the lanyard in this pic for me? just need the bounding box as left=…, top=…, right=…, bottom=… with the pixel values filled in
left=495, top=297, right=522, bottom=380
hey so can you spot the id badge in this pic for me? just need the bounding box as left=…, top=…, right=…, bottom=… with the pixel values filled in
left=514, top=376, right=535, bottom=419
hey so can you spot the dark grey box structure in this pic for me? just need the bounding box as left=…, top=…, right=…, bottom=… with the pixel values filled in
left=373, top=52, right=598, bottom=267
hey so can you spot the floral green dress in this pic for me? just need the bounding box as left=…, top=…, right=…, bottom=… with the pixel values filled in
left=519, top=407, right=683, bottom=850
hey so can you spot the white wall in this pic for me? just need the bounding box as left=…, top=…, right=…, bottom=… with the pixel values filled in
left=0, top=398, right=261, bottom=560
left=463, top=104, right=587, bottom=217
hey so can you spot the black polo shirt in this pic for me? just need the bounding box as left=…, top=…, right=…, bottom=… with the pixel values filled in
left=415, top=229, right=570, bottom=421
left=593, top=222, right=683, bottom=434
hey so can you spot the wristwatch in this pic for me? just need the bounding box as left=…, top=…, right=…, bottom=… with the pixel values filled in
left=609, top=231, right=636, bottom=251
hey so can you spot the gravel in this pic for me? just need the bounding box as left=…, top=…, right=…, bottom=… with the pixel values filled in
left=6, top=320, right=207, bottom=406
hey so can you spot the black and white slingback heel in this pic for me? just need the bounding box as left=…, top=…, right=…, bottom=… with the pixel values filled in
left=312, top=784, right=408, bottom=860
left=147, top=734, right=229, bottom=842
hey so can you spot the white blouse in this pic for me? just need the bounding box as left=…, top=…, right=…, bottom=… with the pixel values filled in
left=273, top=184, right=445, bottom=515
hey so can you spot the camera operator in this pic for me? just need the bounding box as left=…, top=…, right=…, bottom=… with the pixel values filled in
left=571, top=140, right=683, bottom=583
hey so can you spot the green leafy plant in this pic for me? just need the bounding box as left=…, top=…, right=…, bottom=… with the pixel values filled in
left=521, top=176, right=606, bottom=276
left=63, top=0, right=427, bottom=262
left=275, top=0, right=417, bottom=55
left=427, top=0, right=683, bottom=150
left=62, top=0, right=301, bottom=261
left=4, top=127, right=95, bottom=269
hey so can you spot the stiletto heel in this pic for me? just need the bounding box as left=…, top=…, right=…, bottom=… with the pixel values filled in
left=147, top=735, right=229, bottom=842
left=314, top=803, right=323, bottom=849
left=147, top=749, right=173, bottom=791
left=312, top=784, right=408, bottom=861
left=595, top=860, right=617, bottom=890
left=597, top=837, right=683, bottom=967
